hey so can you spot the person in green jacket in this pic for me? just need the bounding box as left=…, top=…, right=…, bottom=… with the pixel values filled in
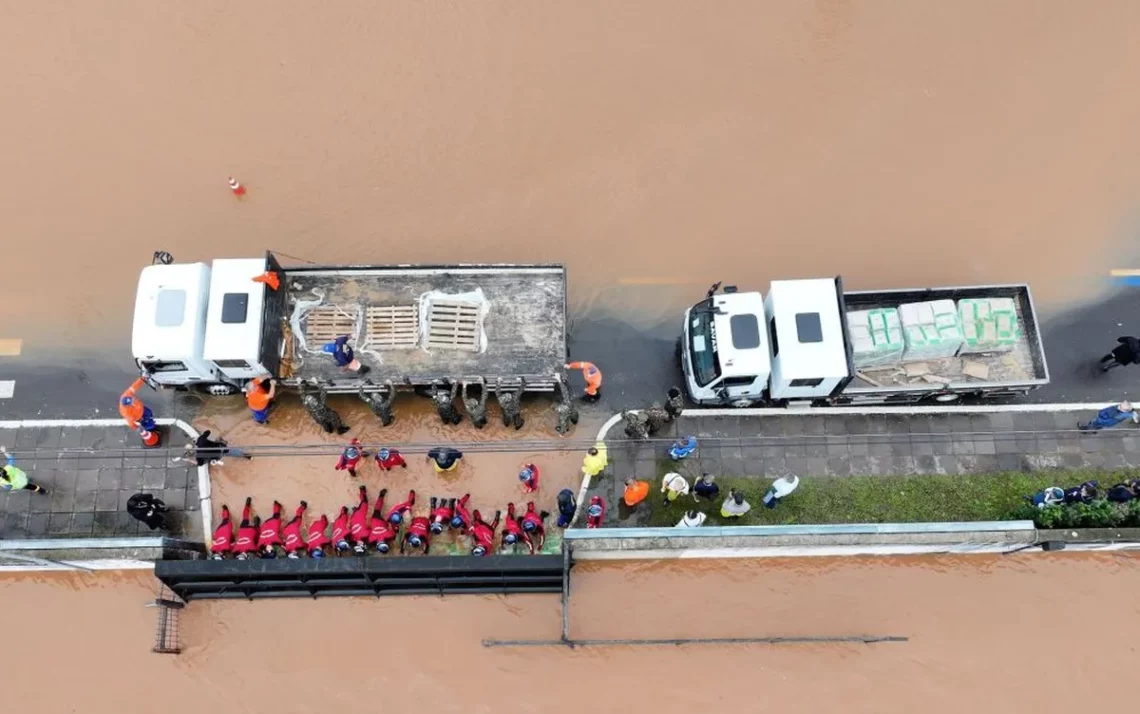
left=0, top=446, right=48, bottom=495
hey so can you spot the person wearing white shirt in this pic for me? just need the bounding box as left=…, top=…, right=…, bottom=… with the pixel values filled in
left=661, top=472, right=690, bottom=505
left=763, top=475, right=800, bottom=509
left=676, top=509, right=707, bottom=527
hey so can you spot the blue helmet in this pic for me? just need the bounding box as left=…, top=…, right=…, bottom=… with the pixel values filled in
left=430, top=522, right=444, bottom=535
left=522, top=519, right=537, bottom=532
left=450, top=515, right=464, bottom=528
left=378, top=448, right=390, bottom=460
left=408, top=534, right=422, bottom=547
left=518, top=467, right=535, bottom=482
left=335, top=540, right=351, bottom=553
left=504, top=532, right=518, bottom=544
left=310, top=548, right=325, bottom=558
left=376, top=541, right=390, bottom=554
left=389, top=512, right=403, bottom=525
left=587, top=504, right=603, bottom=517
left=472, top=545, right=487, bottom=556
left=120, top=396, right=134, bottom=406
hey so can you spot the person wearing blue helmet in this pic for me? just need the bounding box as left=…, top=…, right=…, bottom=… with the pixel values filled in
left=518, top=463, right=539, bottom=494
left=400, top=511, right=432, bottom=555
left=385, top=489, right=415, bottom=525
left=451, top=493, right=472, bottom=532
left=520, top=501, right=549, bottom=554
left=322, top=334, right=370, bottom=376
left=429, top=497, right=454, bottom=535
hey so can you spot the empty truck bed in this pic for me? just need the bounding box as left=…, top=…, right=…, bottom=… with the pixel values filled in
left=280, top=264, right=567, bottom=386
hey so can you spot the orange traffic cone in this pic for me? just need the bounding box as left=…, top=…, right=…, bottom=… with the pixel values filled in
left=228, top=176, right=246, bottom=197
left=138, top=426, right=161, bottom=448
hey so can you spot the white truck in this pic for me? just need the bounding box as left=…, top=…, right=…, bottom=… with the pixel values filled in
left=681, top=278, right=1049, bottom=407
left=131, top=251, right=568, bottom=395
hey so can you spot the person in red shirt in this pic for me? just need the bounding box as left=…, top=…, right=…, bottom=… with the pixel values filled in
left=259, top=500, right=284, bottom=558
left=368, top=489, right=397, bottom=554
left=401, top=511, right=432, bottom=555
left=375, top=447, right=407, bottom=471
left=348, top=485, right=371, bottom=554
left=331, top=505, right=352, bottom=554
left=518, top=463, right=539, bottom=494
left=451, top=492, right=472, bottom=532
left=210, top=504, right=234, bottom=559
left=470, top=509, right=500, bottom=556
left=501, top=502, right=525, bottom=549
left=520, top=501, right=549, bottom=554
left=429, top=496, right=454, bottom=535
left=233, top=497, right=260, bottom=560
left=283, top=502, right=308, bottom=559
left=586, top=496, right=605, bottom=529
left=386, top=489, right=416, bottom=525
left=335, top=438, right=367, bottom=478
left=306, top=512, right=330, bottom=558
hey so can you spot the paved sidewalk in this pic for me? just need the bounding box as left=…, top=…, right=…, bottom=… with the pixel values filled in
left=0, top=423, right=202, bottom=541
left=587, top=407, right=1139, bottom=526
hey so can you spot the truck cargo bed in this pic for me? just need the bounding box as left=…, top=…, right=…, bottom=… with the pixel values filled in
left=278, top=264, right=566, bottom=389
left=842, top=284, right=1048, bottom=393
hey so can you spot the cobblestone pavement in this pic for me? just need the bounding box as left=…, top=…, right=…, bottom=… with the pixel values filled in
left=0, top=424, right=202, bottom=541
left=587, top=408, right=1138, bottom=526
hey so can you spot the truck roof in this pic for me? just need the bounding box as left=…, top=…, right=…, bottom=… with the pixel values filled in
left=711, top=291, right=772, bottom=379
left=202, top=258, right=268, bottom=363
left=131, top=263, right=210, bottom=361
left=283, top=264, right=567, bottom=384
left=767, top=279, right=850, bottom=380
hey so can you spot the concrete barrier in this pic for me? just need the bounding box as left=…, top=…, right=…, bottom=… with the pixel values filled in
left=0, top=536, right=205, bottom=571
left=564, top=520, right=1039, bottom=559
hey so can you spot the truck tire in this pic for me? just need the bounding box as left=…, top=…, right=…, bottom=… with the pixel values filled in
left=933, top=392, right=960, bottom=403
left=203, top=383, right=240, bottom=396
left=730, top=398, right=755, bottom=408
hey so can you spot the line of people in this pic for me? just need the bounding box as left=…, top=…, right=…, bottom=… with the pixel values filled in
left=210, top=488, right=563, bottom=559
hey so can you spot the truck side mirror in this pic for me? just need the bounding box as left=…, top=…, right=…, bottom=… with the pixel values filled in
left=706, top=281, right=722, bottom=298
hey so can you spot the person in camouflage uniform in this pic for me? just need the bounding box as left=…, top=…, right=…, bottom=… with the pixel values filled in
left=432, top=380, right=463, bottom=426
left=553, top=373, right=579, bottom=435
left=300, top=381, right=350, bottom=435
left=643, top=402, right=669, bottom=436
left=495, top=377, right=525, bottom=430
left=621, top=410, right=649, bottom=440
left=463, top=377, right=489, bottom=429
left=665, top=387, right=684, bottom=421
left=358, top=379, right=396, bottom=427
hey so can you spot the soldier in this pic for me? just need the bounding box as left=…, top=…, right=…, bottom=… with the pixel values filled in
left=299, top=381, right=351, bottom=435
left=358, top=379, right=396, bottom=427
left=432, top=380, right=463, bottom=426
left=621, top=410, right=649, bottom=440
left=495, top=377, right=525, bottom=430
left=643, top=402, right=669, bottom=436
left=665, top=387, right=684, bottom=421
left=463, top=377, right=489, bottom=429
left=553, top=373, right=579, bottom=435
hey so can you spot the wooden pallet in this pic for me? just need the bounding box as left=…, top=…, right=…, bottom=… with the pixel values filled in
left=426, top=299, right=481, bottom=351
left=362, top=305, right=419, bottom=349
left=303, top=307, right=357, bottom=344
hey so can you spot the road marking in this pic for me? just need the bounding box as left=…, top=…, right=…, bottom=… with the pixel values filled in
left=0, top=381, right=13, bottom=399
left=0, top=338, right=22, bottom=356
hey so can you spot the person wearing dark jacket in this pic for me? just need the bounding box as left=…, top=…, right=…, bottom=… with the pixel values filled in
left=1107, top=480, right=1140, bottom=503
left=1100, top=336, right=1140, bottom=372
left=126, top=493, right=169, bottom=531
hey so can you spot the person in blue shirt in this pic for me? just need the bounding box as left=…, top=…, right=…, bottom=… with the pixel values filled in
left=1078, top=401, right=1138, bottom=431
left=668, top=436, right=698, bottom=461
left=322, top=335, right=370, bottom=376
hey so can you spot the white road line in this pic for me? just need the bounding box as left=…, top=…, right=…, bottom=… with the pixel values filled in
left=0, top=381, right=14, bottom=399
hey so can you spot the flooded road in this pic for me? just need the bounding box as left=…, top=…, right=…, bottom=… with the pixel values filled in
left=2, top=553, right=1137, bottom=713
left=4, top=0, right=1140, bottom=350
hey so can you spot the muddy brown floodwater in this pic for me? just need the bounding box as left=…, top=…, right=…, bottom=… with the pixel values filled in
left=4, top=1, right=1140, bottom=345
left=2, top=553, right=1138, bottom=713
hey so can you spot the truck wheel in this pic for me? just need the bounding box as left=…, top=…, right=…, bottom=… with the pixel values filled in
left=933, top=393, right=960, bottom=403
left=203, top=383, right=240, bottom=396
left=730, top=398, right=755, bottom=408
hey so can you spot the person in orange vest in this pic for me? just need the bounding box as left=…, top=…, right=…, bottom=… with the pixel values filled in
left=244, top=375, right=277, bottom=424
left=564, top=361, right=603, bottom=402
left=119, top=377, right=158, bottom=444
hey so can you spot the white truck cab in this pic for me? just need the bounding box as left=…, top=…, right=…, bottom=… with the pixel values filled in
left=202, top=258, right=271, bottom=383
left=131, top=262, right=219, bottom=387
left=764, top=278, right=852, bottom=401
left=681, top=289, right=772, bottom=406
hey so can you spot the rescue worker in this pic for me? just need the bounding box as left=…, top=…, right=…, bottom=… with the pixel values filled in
left=368, top=489, right=397, bottom=554
left=431, top=380, right=462, bottom=425
left=283, top=501, right=308, bottom=559
left=621, top=410, right=649, bottom=440
left=463, top=377, right=489, bottom=429
left=210, top=504, right=234, bottom=559
left=665, top=387, right=684, bottom=421
left=553, top=373, right=579, bottom=435
left=564, top=360, right=603, bottom=402
left=585, top=496, right=606, bottom=528
left=334, top=437, right=367, bottom=478
left=643, top=402, right=669, bottom=436
left=469, top=509, right=500, bottom=556
left=299, top=381, right=351, bottom=435
left=429, top=497, right=454, bottom=535
left=556, top=488, right=577, bottom=528
left=518, top=462, right=540, bottom=493
left=400, top=511, right=432, bottom=555
left=426, top=447, right=463, bottom=473
left=623, top=478, right=650, bottom=507
left=259, top=500, right=285, bottom=558
left=520, top=502, right=549, bottom=554
left=323, top=334, right=370, bottom=376
left=581, top=442, right=608, bottom=480
left=668, top=435, right=698, bottom=461
left=661, top=472, right=690, bottom=505
left=0, top=446, right=48, bottom=496
left=119, top=376, right=159, bottom=443
left=233, top=497, right=260, bottom=560
left=244, top=375, right=276, bottom=425
left=495, top=377, right=525, bottom=430
left=386, top=489, right=416, bottom=525
left=305, top=512, right=331, bottom=558
left=359, top=380, right=396, bottom=427
left=451, top=493, right=472, bottom=532
left=348, top=486, right=371, bottom=553
left=375, top=447, right=407, bottom=471
left=126, top=493, right=168, bottom=531
left=502, top=503, right=525, bottom=549
left=331, top=505, right=352, bottom=554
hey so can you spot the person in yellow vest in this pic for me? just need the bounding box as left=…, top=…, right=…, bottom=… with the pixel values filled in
left=0, top=446, right=48, bottom=495
left=581, top=442, right=608, bottom=480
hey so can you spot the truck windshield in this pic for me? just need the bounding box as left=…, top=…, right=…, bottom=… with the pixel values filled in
left=689, top=300, right=721, bottom=387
